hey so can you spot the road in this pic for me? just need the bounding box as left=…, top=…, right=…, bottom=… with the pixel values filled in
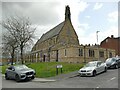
left=1, top=68, right=119, bottom=88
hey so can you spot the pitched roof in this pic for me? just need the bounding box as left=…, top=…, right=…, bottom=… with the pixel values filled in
left=39, top=22, right=64, bottom=43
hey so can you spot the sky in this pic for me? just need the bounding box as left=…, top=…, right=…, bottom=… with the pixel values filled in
left=1, top=0, right=119, bottom=48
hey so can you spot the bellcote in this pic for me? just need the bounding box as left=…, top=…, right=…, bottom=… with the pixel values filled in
left=65, top=5, right=71, bottom=21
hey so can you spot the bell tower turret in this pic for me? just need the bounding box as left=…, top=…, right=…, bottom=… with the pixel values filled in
left=65, top=5, right=71, bottom=21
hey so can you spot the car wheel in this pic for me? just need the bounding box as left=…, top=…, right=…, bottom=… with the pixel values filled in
left=79, top=74, right=82, bottom=77
left=31, top=76, right=35, bottom=79
left=15, top=74, right=20, bottom=82
left=104, top=67, right=107, bottom=72
left=115, top=64, right=118, bottom=69
left=92, top=70, right=96, bottom=77
left=5, top=73, right=9, bottom=80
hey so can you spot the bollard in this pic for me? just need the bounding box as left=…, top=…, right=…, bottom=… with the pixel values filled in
left=56, top=65, right=63, bottom=75
left=56, top=67, right=58, bottom=75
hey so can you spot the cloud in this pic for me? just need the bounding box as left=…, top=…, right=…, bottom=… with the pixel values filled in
left=33, top=24, right=55, bottom=39
left=79, top=31, right=97, bottom=45
left=79, top=26, right=118, bottom=45
left=99, top=26, right=118, bottom=43
left=108, top=11, right=118, bottom=23
left=78, top=23, right=90, bottom=30
left=2, top=2, right=61, bottom=25
left=85, top=16, right=90, bottom=18
left=93, top=3, right=103, bottom=10
left=2, top=1, right=89, bottom=27
left=2, top=1, right=89, bottom=45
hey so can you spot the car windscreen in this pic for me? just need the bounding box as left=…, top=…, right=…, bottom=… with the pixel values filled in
left=84, top=62, right=97, bottom=67
left=106, top=58, right=116, bottom=63
left=14, top=65, right=29, bottom=70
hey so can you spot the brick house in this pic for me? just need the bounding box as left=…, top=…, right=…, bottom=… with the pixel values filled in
left=100, top=35, right=120, bottom=56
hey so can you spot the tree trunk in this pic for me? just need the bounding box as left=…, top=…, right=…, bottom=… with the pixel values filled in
left=11, top=48, right=15, bottom=65
left=20, top=46, right=24, bottom=64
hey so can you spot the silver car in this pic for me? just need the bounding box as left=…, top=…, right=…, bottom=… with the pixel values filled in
left=78, top=61, right=107, bottom=76
left=5, top=65, right=35, bottom=82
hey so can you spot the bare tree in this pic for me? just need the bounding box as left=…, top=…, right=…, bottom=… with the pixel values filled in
left=2, top=16, right=36, bottom=64
left=2, top=34, right=18, bottom=65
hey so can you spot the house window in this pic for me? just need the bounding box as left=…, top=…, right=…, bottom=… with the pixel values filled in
left=40, top=52, right=42, bottom=58
left=109, top=52, right=112, bottom=58
left=79, top=49, right=83, bottom=56
left=99, top=51, right=104, bottom=58
left=89, top=49, right=94, bottom=57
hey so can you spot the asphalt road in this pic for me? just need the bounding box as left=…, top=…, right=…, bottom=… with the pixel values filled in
left=1, top=68, right=119, bottom=88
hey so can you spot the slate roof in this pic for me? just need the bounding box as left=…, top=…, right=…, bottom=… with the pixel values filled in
left=39, top=22, right=64, bottom=43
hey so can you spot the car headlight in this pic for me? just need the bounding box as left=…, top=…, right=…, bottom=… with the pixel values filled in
left=86, top=70, right=92, bottom=72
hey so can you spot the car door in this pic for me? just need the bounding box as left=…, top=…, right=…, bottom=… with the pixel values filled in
left=99, top=62, right=105, bottom=72
left=96, top=62, right=101, bottom=74
left=7, top=66, right=16, bottom=79
left=117, top=59, right=120, bottom=67
left=10, top=66, right=16, bottom=79
left=6, top=66, right=13, bottom=78
left=96, top=61, right=104, bottom=73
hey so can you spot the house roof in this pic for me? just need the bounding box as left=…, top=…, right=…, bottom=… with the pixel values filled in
left=38, top=22, right=64, bottom=43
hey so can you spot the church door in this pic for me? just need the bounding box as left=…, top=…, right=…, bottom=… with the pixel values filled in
left=43, top=55, right=46, bottom=62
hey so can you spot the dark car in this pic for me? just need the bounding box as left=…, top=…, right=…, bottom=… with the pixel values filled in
left=105, top=57, right=120, bottom=69
left=5, top=65, right=36, bottom=82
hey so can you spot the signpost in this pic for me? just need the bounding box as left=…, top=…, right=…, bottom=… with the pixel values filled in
left=56, top=65, right=63, bottom=75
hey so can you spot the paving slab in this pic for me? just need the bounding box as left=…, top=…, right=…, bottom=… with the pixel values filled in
left=32, top=78, right=56, bottom=82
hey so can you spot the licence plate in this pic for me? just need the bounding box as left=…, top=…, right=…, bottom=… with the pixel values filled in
left=27, top=75, right=33, bottom=77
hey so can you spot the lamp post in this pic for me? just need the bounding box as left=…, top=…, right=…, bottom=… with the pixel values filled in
left=96, top=31, right=100, bottom=60
left=96, top=31, right=100, bottom=44
left=118, top=37, right=120, bottom=57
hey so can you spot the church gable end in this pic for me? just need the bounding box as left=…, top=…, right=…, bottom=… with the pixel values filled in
left=57, top=20, right=79, bottom=45
left=57, top=6, right=79, bottom=45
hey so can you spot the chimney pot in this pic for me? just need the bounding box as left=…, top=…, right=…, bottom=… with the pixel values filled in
left=111, top=35, right=114, bottom=38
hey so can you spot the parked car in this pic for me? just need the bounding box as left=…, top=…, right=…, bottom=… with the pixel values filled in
left=5, top=65, right=36, bottom=82
left=8, top=62, right=16, bottom=65
left=105, top=57, right=120, bottom=69
left=78, top=61, right=107, bottom=76
left=0, top=62, right=3, bottom=66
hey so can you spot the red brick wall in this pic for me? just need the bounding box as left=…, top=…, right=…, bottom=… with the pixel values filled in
left=100, top=36, right=120, bottom=56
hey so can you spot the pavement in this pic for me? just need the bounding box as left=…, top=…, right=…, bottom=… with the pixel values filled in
left=48, top=71, right=79, bottom=80
left=32, top=78, right=56, bottom=82
left=30, top=71, right=79, bottom=82
left=1, top=71, right=79, bottom=83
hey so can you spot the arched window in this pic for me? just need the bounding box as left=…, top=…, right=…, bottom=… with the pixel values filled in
left=89, top=49, right=94, bottom=57
left=79, top=49, right=83, bottom=56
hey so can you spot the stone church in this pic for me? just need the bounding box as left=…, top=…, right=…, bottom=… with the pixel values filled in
left=26, top=5, right=115, bottom=63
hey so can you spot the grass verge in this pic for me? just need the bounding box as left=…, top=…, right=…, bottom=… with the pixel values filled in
left=1, top=62, right=84, bottom=78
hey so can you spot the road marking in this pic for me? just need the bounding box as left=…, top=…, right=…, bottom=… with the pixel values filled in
left=96, top=87, right=100, bottom=88
left=107, top=77, right=116, bottom=82
left=110, top=77, right=116, bottom=80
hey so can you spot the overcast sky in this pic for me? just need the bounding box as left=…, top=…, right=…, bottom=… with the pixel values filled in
left=1, top=0, right=119, bottom=47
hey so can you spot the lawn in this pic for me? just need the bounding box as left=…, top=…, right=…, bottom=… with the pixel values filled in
left=1, top=62, right=84, bottom=78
